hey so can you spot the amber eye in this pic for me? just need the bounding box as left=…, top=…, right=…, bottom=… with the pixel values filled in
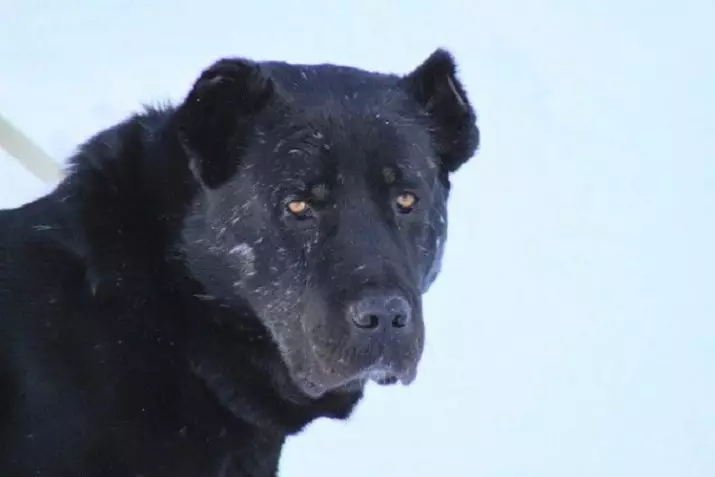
left=395, top=192, right=418, bottom=213
left=286, top=200, right=309, bottom=216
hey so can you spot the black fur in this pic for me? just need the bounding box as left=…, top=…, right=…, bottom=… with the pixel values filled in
left=0, top=49, right=479, bottom=476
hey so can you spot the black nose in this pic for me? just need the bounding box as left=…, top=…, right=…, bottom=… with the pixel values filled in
left=349, top=294, right=412, bottom=331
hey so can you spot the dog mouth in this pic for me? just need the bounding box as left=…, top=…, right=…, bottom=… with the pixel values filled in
left=292, top=360, right=417, bottom=398
left=316, top=344, right=419, bottom=391
left=364, top=366, right=415, bottom=386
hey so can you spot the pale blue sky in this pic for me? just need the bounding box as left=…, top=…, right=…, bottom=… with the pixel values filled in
left=1, top=1, right=713, bottom=476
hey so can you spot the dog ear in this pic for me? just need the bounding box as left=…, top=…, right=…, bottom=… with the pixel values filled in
left=176, top=58, right=277, bottom=188
left=402, top=49, right=479, bottom=174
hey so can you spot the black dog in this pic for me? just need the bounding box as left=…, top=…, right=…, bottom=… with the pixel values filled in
left=0, top=49, right=479, bottom=476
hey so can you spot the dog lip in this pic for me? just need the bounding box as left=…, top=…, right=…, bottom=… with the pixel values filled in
left=395, top=364, right=418, bottom=386
left=398, top=368, right=417, bottom=385
left=291, top=347, right=420, bottom=396
left=365, top=364, right=416, bottom=386
left=366, top=367, right=396, bottom=384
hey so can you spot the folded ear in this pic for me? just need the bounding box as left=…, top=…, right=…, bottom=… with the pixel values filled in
left=176, top=58, right=277, bottom=188
left=401, top=49, right=479, bottom=174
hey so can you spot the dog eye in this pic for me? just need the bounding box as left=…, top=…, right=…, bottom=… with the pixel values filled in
left=395, top=192, right=418, bottom=213
left=286, top=199, right=311, bottom=217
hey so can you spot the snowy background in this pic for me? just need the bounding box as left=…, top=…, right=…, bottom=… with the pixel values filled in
left=1, top=1, right=713, bottom=476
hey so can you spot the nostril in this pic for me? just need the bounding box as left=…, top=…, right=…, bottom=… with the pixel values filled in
left=354, top=313, right=380, bottom=330
left=392, top=313, right=408, bottom=328
left=387, top=296, right=412, bottom=329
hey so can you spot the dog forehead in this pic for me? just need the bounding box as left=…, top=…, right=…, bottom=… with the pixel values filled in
left=260, top=61, right=398, bottom=101
left=248, top=109, right=437, bottom=189
left=240, top=63, right=439, bottom=189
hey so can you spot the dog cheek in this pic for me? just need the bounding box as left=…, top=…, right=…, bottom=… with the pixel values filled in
left=419, top=210, right=447, bottom=293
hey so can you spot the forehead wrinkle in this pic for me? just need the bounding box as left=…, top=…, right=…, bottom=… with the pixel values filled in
left=311, top=183, right=330, bottom=201
left=273, top=131, right=323, bottom=158
left=250, top=121, right=333, bottom=191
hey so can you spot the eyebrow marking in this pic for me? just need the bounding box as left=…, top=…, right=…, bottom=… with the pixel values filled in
left=382, top=166, right=396, bottom=184
left=311, top=183, right=330, bottom=200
